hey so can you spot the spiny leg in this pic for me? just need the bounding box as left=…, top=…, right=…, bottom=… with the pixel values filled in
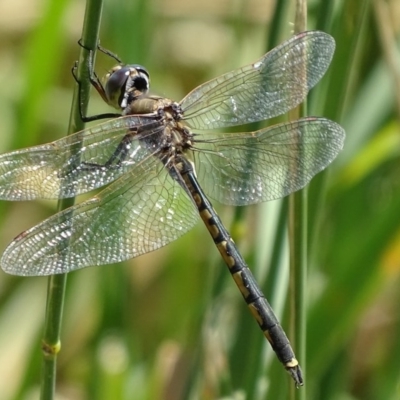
left=72, top=41, right=121, bottom=123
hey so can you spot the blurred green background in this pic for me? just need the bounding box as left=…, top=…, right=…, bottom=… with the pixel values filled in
left=0, top=0, right=399, bottom=399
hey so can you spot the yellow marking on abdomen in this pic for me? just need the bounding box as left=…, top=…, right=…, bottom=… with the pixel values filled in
left=199, top=209, right=220, bottom=239
left=232, top=271, right=251, bottom=298
left=192, top=193, right=202, bottom=207
left=216, top=241, right=236, bottom=268
left=285, top=358, right=299, bottom=368
left=248, top=302, right=264, bottom=326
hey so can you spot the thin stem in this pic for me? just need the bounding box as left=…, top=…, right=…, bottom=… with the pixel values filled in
left=288, top=1, right=307, bottom=400
left=40, top=1, right=104, bottom=399
left=288, top=189, right=307, bottom=400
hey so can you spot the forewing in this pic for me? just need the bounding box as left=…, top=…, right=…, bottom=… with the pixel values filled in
left=192, top=118, right=345, bottom=205
left=180, top=31, right=335, bottom=130
left=1, top=156, right=199, bottom=276
left=0, top=115, right=162, bottom=200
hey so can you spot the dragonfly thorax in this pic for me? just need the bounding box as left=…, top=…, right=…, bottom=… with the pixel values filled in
left=124, top=96, right=177, bottom=116
left=161, top=110, right=194, bottom=154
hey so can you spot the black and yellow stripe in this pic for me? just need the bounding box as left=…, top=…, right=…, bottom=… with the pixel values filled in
left=178, top=156, right=303, bottom=387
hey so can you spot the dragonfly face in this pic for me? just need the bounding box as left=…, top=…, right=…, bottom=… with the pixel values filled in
left=103, top=64, right=150, bottom=109
left=0, top=29, right=346, bottom=386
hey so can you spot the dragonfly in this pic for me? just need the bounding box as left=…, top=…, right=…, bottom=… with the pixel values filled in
left=0, top=31, right=345, bottom=386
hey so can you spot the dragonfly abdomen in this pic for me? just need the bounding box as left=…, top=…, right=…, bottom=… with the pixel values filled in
left=179, top=157, right=303, bottom=386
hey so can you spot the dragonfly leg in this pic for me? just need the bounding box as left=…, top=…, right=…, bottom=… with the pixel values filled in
left=77, top=38, right=122, bottom=63
left=72, top=41, right=121, bottom=123
left=56, top=132, right=136, bottom=182
left=96, top=42, right=122, bottom=63
left=80, top=133, right=135, bottom=173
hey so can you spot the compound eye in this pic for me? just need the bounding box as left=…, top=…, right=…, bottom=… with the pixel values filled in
left=130, top=64, right=150, bottom=92
left=132, top=65, right=150, bottom=80
left=103, top=65, right=151, bottom=109
left=104, top=66, right=131, bottom=107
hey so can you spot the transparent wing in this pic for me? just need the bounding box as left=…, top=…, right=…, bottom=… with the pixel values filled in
left=192, top=117, right=345, bottom=206
left=1, top=157, right=199, bottom=276
left=0, top=115, right=163, bottom=200
left=180, top=31, right=335, bottom=130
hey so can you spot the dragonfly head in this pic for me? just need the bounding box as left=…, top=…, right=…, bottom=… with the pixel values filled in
left=103, top=64, right=150, bottom=110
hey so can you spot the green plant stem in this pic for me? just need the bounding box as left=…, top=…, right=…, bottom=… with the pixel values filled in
left=289, top=2, right=308, bottom=400
left=40, top=1, right=104, bottom=399
left=289, top=189, right=307, bottom=399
